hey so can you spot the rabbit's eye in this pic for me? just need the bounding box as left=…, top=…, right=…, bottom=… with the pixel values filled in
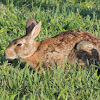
left=17, top=43, right=22, bottom=46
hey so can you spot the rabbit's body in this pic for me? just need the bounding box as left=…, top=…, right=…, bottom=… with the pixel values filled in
left=5, top=18, right=100, bottom=72
left=23, top=30, right=100, bottom=71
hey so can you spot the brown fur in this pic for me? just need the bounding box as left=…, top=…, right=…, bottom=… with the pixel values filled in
left=25, top=30, right=100, bottom=70
left=26, top=18, right=36, bottom=35
left=5, top=18, right=100, bottom=72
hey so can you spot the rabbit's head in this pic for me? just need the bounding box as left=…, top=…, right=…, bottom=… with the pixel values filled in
left=5, top=18, right=41, bottom=59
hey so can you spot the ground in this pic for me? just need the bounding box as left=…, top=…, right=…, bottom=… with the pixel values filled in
left=0, top=0, right=100, bottom=100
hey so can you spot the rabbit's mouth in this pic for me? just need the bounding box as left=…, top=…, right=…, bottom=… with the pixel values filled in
left=5, top=56, right=17, bottom=60
left=5, top=54, right=17, bottom=60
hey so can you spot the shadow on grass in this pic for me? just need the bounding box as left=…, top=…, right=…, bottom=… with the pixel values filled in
left=80, top=8, right=100, bottom=19
left=0, top=53, right=26, bottom=69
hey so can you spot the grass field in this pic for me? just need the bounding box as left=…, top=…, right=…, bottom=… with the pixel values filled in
left=0, top=0, right=100, bottom=100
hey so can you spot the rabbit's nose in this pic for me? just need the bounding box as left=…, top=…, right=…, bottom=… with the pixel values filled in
left=4, top=49, right=16, bottom=60
left=4, top=49, right=11, bottom=59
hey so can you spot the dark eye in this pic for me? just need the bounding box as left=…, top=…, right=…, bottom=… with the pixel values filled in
left=17, top=43, right=22, bottom=46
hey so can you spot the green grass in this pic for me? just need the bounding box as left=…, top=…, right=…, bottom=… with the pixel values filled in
left=0, top=0, right=100, bottom=100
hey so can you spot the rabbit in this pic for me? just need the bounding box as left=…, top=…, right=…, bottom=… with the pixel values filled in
left=5, top=18, right=100, bottom=72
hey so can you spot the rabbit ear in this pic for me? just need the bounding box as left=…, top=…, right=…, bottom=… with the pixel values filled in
left=26, top=18, right=37, bottom=35
left=30, top=21, right=42, bottom=39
